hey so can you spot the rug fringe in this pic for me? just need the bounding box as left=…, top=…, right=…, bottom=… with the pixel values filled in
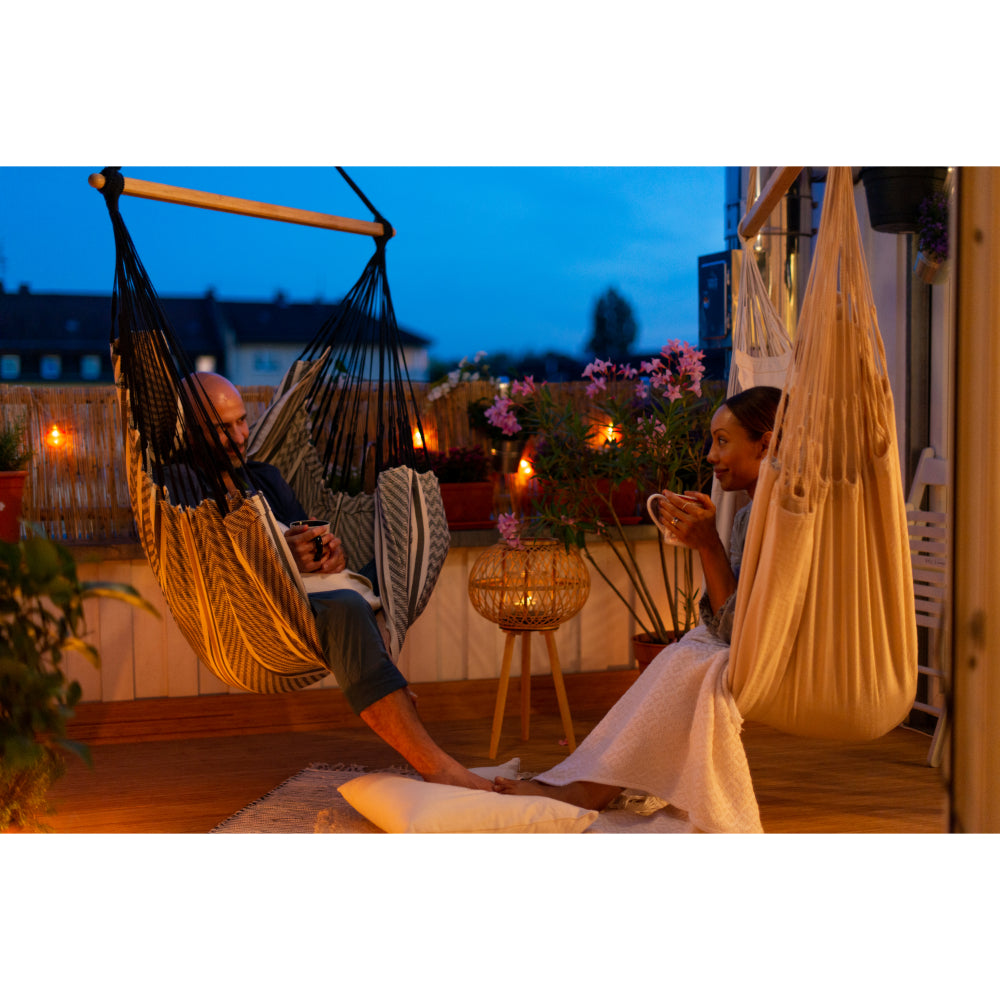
left=306, top=762, right=417, bottom=776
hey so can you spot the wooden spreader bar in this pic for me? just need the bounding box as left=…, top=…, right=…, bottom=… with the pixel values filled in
left=88, top=170, right=393, bottom=238
left=738, top=166, right=803, bottom=240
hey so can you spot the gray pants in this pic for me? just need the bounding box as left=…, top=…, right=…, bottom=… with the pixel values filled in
left=308, top=590, right=408, bottom=715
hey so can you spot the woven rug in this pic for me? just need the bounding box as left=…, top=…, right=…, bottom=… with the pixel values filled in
left=209, top=763, right=692, bottom=834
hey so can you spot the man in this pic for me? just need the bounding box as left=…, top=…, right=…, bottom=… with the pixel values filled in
left=182, top=372, right=490, bottom=791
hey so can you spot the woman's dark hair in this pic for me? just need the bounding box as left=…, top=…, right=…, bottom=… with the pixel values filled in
left=723, top=386, right=782, bottom=441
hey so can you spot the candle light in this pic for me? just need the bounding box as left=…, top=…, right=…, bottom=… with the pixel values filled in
left=412, top=425, right=437, bottom=451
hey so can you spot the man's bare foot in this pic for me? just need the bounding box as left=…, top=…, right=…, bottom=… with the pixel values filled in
left=422, top=758, right=493, bottom=791
left=493, top=776, right=621, bottom=811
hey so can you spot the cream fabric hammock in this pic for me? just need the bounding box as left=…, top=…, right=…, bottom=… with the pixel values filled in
left=727, top=166, right=917, bottom=740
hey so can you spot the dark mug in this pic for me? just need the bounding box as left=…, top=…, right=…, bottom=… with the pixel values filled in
left=290, top=519, right=330, bottom=562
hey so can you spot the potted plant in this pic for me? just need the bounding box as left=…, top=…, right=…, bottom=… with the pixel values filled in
left=485, top=343, right=722, bottom=651
left=1, top=530, right=157, bottom=830
left=429, top=446, right=495, bottom=528
left=860, top=167, right=948, bottom=234
left=0, top=416, right=33, bottom=544
left=913, top=190, right=949, bottom=284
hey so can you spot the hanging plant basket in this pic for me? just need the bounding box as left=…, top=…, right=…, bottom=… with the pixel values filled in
left=913, top=251, right=946, bottom=285
left=860, top=167, right=948, bottom=234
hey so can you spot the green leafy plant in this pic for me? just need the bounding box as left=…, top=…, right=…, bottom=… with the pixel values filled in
left=487, top=343, right=723, bottom=643
left=429, top=446, right=492, bottom=484
left=0, top=531, right=158, bottom=830
left=0, top=417, right=33, bottom=472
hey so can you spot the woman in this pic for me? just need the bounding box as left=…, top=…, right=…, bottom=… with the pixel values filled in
left=494, top=385, right=782, bottom=831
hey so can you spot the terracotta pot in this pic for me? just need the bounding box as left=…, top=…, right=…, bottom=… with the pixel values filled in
left=539, top=478, right=640, bottom=523
left=0, top=470, right=28, bottom=544
left=439, top=480, right=495, bottom=528
left=632, top=630, right=680, bottom=671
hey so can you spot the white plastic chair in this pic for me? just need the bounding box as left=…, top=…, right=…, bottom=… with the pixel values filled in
left=905, top=447, right=950, bottom=767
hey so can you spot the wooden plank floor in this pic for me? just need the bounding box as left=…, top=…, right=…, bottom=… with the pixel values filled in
left=38, top=671, right=949, bottom=834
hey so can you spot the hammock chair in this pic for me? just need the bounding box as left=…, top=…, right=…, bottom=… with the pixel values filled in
left=711, top=166, right=794, bottom=554
left=95, top=167, right=449, bottom=694
left=727, top=166, right=917, bottom=740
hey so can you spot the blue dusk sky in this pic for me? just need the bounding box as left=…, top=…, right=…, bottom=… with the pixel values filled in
left=4, top=8, right=970, bottom=370
left=1, top=165, right=727, bottom=365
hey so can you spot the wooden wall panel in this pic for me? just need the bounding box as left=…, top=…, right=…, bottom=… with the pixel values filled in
left=95, top=560, right=136, bottom=702
left=71, top=533, right=681, bottom=703
left=61, top=559, right=103, bottom=703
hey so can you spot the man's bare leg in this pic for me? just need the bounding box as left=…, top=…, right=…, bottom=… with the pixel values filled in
left=493, top=776, right=621, bottom=811
left=360, top=688, right=491, bottom=790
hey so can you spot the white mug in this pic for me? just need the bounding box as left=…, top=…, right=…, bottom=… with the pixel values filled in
left=646, top=493, right=678, bottom=542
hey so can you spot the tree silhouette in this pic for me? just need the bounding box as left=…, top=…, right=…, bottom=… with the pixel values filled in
left=587, top=287, right=638, bottom=359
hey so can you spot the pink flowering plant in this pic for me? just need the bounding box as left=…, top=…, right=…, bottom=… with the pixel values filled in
left=487, top=342, right=722, bottom=642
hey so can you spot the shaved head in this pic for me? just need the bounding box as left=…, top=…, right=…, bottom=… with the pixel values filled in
left=181, top=372, right=250, bottom=463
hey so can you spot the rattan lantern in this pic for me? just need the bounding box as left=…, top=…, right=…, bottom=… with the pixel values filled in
left=468, top=538, right=590, bottom=631
left=469, top=538, right=591, bottom=758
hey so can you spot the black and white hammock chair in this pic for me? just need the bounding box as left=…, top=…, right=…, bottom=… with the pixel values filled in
left=96, top=167, right=448, bottom=694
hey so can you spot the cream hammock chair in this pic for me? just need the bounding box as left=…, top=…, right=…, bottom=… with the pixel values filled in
left=95, top=167, right=449, bottom=694
left=727, top=165, right=917, bottom=740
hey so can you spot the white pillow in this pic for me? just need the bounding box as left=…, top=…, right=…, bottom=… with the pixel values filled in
left=339, top=769, right=598, bottom=834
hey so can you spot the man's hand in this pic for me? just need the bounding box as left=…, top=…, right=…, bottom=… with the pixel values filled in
left=285, top=524, right=347, bottom=574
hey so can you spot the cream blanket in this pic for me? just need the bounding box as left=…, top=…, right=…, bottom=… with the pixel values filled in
left=536, top=625, right=762, bottom=834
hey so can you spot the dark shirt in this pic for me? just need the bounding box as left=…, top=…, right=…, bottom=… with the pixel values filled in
left=240, top=462, right=308, bottom=525
left=160, top=458, right=307, bottom=525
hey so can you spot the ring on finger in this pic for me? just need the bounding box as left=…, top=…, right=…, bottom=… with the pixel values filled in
left=671, top=516, right=680, bottom=526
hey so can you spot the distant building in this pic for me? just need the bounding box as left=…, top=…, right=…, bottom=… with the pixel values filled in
left=0, top=284, right=431, bottom=385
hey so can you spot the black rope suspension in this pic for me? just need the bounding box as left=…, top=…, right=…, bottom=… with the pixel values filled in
left=98, top=166, right=430, bottom=512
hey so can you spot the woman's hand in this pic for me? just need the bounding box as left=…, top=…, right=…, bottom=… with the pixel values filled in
left=285, top=524, right=347, bottom=574
left=650, top=490, right=717, bottom=550
left=651, top=489, right=736, bottom=616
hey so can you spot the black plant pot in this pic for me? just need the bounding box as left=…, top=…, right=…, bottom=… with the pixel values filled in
left=860, top=167, right=948, bottom=234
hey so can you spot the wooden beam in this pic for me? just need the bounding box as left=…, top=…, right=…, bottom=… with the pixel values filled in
left=738, top=166, right=803, bottom=240
left=88, top=170, right=393, bottom=238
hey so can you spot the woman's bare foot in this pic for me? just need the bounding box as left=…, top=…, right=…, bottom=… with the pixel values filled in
left=493, top=776, right=621, bottom=811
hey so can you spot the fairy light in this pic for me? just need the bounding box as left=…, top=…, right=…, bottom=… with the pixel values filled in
left=47, top=424, right=64, bottom=448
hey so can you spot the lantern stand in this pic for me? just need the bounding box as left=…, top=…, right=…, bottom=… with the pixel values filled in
left=467, top=539, right=591, bottom=758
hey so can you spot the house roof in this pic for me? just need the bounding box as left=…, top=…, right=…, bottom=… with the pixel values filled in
left=0, top=285, right=430, bottom=358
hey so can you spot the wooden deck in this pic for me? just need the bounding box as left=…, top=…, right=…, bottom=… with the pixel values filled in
left=43, top=671, right=949, bottom=834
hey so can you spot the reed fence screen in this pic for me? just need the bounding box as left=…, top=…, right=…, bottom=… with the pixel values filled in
left=0, top=381, right=577, bottom=544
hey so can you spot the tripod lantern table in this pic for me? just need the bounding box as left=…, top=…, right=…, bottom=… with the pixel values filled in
left=468, top=539, right=591, bottom=758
